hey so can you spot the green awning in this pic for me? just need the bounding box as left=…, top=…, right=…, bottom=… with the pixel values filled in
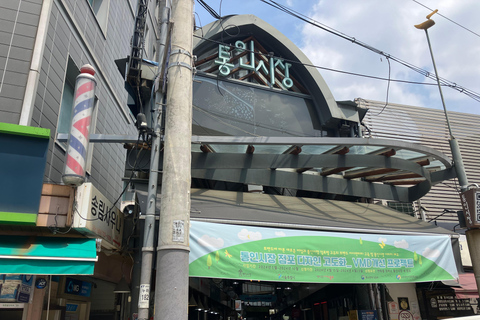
left=0, top=236, right=97, bottom=275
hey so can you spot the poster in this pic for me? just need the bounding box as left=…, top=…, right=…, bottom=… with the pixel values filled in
left=189, top=221, right=458, bottom=283
left=388, top=301, right=399, bottom=320
left=0, top=275, right=33, bottom=302
left=398, top=297, right=410, bottom=310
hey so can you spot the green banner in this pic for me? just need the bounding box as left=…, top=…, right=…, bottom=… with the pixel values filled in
left=189, top=221, right=457, bottom=283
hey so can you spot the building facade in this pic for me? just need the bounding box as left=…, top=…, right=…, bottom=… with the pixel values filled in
left=129, top=13, right=476, bottom=320
left=0, top=1, right=478, bottom=320
left=0, top=0, right=159, bottom=319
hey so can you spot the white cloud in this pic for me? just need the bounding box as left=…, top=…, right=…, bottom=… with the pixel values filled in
left=275, top=231, right=286, bottom=237
left=394, top=239, right=409, bottom=249
left=423, top=247, right=440, bottom=259
left=196, top=1, right=480, bottom=114
left=299, top=0, right=480, bottom=114
left=378, top=237, right=387, bottom=243
left=238, top=228, right=262, bottom=241
left=198, top=235, right=224, bottom=248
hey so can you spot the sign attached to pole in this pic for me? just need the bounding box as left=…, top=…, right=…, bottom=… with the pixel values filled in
left=460, top=188, right=480, bottom=228
left=138, top=284, right=150, bottom=308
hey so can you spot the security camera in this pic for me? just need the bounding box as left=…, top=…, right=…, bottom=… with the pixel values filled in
left=136, top=113, right=148, bottom=132
left=123, top=204, right=135, bottom=216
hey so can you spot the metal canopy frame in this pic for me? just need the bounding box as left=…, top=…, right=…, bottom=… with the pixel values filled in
left=58, top=133, right=456, bottom=202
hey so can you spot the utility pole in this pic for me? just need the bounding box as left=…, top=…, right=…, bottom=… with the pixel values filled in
left=154, top=0, right=194, bottom=319
left=415, top=10, right=480, bottom=297
left=137, top=2, right=170, bottom=320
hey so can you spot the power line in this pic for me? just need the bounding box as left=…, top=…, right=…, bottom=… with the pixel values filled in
left=193, top=34, right=459, bottom=88
left=258, top=0, right=480, bottom=103
left=197, top=0, right=221, bottom=19
left=412, top=0, right=480, bottom=38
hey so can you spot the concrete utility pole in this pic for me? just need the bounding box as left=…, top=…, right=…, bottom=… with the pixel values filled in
left=137, top=2, right=170, bottom=320
left=154, top=0, right=194, bottom=319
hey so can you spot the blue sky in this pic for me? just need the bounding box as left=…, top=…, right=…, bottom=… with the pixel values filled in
left=194, top=0, right=480, bottom=115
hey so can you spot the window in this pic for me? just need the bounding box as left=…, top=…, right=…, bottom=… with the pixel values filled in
left=58, top=58, right=97, bottom=174
left=192, top=75, right=322, bottom=138
left=87, top=0, right=109, bottom=32
left=58, top=59, right=79, bottom=136
left=387, top=201, right=415, bottom=217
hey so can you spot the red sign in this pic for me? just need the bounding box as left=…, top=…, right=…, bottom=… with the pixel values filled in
left=398, top=310, right=414, bottom=320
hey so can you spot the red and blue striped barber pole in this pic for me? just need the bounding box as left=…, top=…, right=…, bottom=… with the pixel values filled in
left=62, top=64, right=97, bottom=186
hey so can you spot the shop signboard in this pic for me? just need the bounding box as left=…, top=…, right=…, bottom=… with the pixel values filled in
left=0, top=303, right=24, bottom=308
left=214, top=40, right=294, bottom=90
left=348, top=310, right=378, bottom=320
left=422, top=290, right=474, bottom=318
left=460, top=188, right=480, bottom=228
left=189, top=221, right=458, bottom=283
left=358, top=310, right=378, bottom=320
left=0, top=123, right=49, bottom=225
left=73, top=183, right=124, bottom=250
left=64, top=277, right=92, bottom=297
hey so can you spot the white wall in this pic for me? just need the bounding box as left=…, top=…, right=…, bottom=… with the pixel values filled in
left=385, top=283, right=421, bottom=320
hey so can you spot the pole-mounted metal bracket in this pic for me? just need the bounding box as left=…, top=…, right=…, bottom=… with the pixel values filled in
left=170, top=48, right=192, bottom=58
left=167, top=62, right=192, bottom=71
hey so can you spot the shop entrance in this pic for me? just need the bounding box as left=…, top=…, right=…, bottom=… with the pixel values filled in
left=189, top=278, right=373, bottom=320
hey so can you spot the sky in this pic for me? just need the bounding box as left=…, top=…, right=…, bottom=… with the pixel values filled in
left=194, top=0, right=480, bottom=115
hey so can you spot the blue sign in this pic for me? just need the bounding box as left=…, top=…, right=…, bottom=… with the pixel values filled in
left=65, top=277, right=92, bottom=297
left=35, top=278, right=47, bottom=289
left=359, top=310, right=378, bottom=320
left=66, top=303, right=78, bottom=312
left=17, top=275, right=34, bottom=302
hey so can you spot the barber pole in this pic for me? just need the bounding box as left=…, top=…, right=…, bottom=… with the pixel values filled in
left=62, top=64, right=96, bottom=186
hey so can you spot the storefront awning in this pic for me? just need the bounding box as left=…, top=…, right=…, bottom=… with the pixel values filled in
left=454, top=273, right=479, bottom=299
left=0, top=236, right=97, bottom=275
left=185, top=189, right=455, bottom=235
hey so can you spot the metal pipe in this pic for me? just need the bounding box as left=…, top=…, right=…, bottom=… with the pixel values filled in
left=375, top=284, right=384, bottom=320
left=424, top=29, right=454, bottom=139
left=423, top=29, right=469, bottom=192
left=19, top=0, right=53, bottom=126
left=137, top=3, right=170, bottom=320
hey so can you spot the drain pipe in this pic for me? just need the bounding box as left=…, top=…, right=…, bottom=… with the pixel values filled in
left=19, top=0, right=53, bottom=126
left=368, top=284, right=376, bottom=310
left=375, top=284, right=384, bottom=320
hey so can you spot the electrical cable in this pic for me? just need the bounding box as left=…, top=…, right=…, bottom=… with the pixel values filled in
left=375, top=57, right=391, bottom=116
left=194, top=11, right=205, bottom=36
left=111, top=132, right=145, bottom=210
left=412, top=0, right=480, bottom=39
left=197, top=0, right=221, bottom=19
left=257, top=0, right=480, bottom=103
left=72, top=132, right=144, bottom=224
left=193, top=34, right=442, bottom=87
left=193, top=104, right=261, bottom=136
